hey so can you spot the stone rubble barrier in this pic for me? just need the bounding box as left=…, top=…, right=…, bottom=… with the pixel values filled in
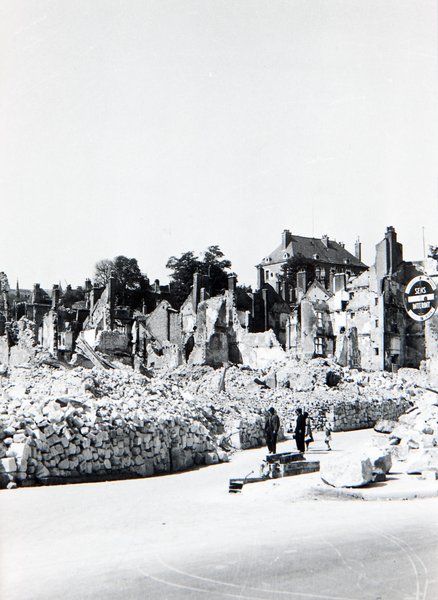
left=0, top=355, right=428, bottom=488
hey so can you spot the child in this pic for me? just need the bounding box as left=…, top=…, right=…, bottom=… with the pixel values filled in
left=324, top=420, right=332, bottom=451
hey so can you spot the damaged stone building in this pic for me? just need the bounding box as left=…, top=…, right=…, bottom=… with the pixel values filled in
left=256, top=229, right=368, bottom=303
left=284, top=226, right=436, bottom=372
left=1, top=226, right=436, bottom=375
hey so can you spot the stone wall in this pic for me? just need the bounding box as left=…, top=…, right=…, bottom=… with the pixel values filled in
left=329, top=398, right=409, bottom=432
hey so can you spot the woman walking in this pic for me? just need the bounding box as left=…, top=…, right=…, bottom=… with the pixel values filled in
left=304, top=412, right=314, bottom=451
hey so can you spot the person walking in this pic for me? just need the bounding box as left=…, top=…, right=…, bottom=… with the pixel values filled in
left=294, top=408, right=306, bottom=453
left=265, top=407, right=280, bottom=454
left=324, top=419, right=332, bottom=451
left=304, top=412, right=314, bottom=451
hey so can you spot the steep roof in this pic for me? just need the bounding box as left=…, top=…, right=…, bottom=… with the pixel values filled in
left=259, top=235, right=367, bottom=269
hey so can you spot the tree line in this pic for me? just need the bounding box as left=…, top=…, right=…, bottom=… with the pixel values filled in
left=93, top=245, right=233, bottom=310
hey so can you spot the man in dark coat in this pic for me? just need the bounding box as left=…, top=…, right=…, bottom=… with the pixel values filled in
left=265, top=407, right=280, bottom=454
left=294, top=408, right=306, bottom=453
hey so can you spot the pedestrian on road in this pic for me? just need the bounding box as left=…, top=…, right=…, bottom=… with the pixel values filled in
left=304, top=412, right=314, bottom=451
left=265, top=407, right=280, bottom=454
left=324, top=419, right=332, bottom=451
left=294, top=408, right=306, bottom=453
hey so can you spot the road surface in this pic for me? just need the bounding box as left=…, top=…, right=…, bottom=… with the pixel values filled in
left=1, top=431, right=437, bottom=599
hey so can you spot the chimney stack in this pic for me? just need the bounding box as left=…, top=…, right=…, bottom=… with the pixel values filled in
left=193, top=272, right=201, bottom=310
left=51, top=284, right=60, bottom=309
left=355, top=238, right=362, bottom=261
left=296, top=270, right=307, bottom=302
left=228, top=274, right=237, bottom=294
left=282, top=229, right=292, bottom=249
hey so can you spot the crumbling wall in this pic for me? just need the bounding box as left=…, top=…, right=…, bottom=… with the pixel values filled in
left=146, top=300, right=181, bottom=346
left=8, top=319, right=38, bottom=366
left=95, top=330, right=129, bottom=353
left=189, top=295, right=231, bottom=368
left=236, top=329, right=285, bottom=369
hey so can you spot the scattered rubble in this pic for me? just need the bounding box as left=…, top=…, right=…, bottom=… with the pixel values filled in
left=0, top=352, right=428, bottom=488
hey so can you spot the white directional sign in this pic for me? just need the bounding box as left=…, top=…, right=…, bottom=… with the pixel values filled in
left=404, top=276, right=437, bottom=322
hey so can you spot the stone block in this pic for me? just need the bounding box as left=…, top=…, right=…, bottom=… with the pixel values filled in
left=405, top=449, right=438, bottom=474
left=69, top=457, right=79, bottom=469
left=35, top=463, right=50, bottom=479
left=320, top=453, right=373, bottom=488
left=205, top=451, right=219, bottom=465
left=374, top=420, right=397, bottom=434
left=364, top=447, right=392, bottom=474
left=0, top=457, right=17, bottom=473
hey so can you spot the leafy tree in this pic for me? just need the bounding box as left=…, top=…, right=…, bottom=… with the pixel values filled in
left=166, top=245, right=232, bottom=308
left=280, top=254, right=317, bottom=289
left=93, top=255, right=148, bottom=306
left=94, top=259, right=114, bottom=287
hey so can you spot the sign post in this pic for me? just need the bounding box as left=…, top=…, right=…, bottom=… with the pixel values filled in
left=404, top=276, right=437, bottom=322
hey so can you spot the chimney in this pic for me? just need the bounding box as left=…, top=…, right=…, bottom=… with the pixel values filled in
left=90, top=283, right=99, bottom=312
left=329, top=268, right=335, bottom=292
left=257, top=265, right=265, bottom=290
left=296, top=270, right=307, bottom=302
left=355, top=238, right=362, bottom=261
left=85, top=278, right=92, bottom=292
left=32, top=283, right=40, bottom=304
left=51, top=284, right=60, bottom=309
left=385, top=225, right=403, bottom=274
left=262, top=288, right=268, bottom=330
left=321, top=235, right=329, bottom=248
left=193, top=272, right=201, bottom=310
left=282, top=229, right=292, bottom=249
left=228, top=274, right=237, bottom=294
left=333, top=273, right=346, bottom=293
left=281, top=281, right=289, bottom=302
left=107, top=275, right=116, bottom=330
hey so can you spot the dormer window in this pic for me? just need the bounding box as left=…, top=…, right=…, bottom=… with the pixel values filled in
left=283, top=252, right=290, bottom=259
left=313, top=253, right=320, bottom=260
left=264, top=257, right=271, bottom=263
left=344, top=258, right=350, bottom=264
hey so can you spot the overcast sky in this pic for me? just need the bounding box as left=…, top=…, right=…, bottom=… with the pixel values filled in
left=1, top=0, right=437, bottom=290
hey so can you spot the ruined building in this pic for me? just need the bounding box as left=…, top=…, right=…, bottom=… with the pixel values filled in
left=256, top=229, right=368, bottom=303
left=286, top=226, right=432, bottom=372
left=1, top=227, right=436, bottom=375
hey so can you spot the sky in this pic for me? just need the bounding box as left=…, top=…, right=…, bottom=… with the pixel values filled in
left=1, top=0, right=437, bottom=290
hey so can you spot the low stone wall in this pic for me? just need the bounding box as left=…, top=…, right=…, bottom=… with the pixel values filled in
left=0, top=403, right=231, bottom=487
left=329, top=398, right=410, bottom=432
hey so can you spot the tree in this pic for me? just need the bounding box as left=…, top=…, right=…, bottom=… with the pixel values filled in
left=166, top=245, right=232, bottom=308
left=93, top=255, right=148, bottom=307
left=94, top=259, right=113, bottom=287
left=280, top=254, right=317, bottom=289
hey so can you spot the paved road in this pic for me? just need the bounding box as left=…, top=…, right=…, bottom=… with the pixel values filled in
left=1, top=433, right=438, bottom=600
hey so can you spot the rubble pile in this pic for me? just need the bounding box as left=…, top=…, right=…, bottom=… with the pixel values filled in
left=376, top=388, right=438, bottom=475
left=0, top=355, right=427, bottom=488
left=167, top=358, right=413, bottom=433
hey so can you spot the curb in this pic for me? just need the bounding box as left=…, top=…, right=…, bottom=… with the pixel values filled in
left=310, top=482, right=438, bottom=501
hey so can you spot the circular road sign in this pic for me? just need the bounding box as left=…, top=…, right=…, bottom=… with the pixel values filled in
left=404, top=276, right=437, bottom=322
